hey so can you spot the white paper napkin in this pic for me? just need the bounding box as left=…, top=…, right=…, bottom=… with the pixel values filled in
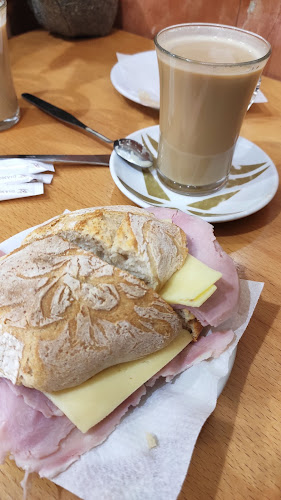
left=253, top=90, right=267, bottom=103
left=0, top=223, right=263, bottom=500
left=116, top=52, right=268, bottom=108
left=0, top=159, right=54, bottom=201
left=116, top=52, right=160, bottom=107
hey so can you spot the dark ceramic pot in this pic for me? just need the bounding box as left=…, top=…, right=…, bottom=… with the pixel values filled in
left=28, top=0, right=118, bottom=38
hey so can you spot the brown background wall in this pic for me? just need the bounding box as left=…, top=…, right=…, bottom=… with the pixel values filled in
left=116, top=0, right=281, bottom=80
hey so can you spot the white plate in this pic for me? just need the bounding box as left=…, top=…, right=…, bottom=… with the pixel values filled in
left=110, top=50, right=267, bottom=110
left=109, top=125, right=279, bottom=223
left=110, top=51, right=160, bottom=109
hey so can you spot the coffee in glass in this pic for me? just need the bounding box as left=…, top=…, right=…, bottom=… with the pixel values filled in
left=0, top=0, right=20, bottom=131
left=154, top=24, right=271, bottom=195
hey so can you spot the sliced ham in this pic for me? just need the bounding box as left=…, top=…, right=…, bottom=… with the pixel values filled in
left=147, top=207, right=239, bottom=327
left=0, top=378, right=147, bottom=478
left=0, top=329, right=234, bottom=479
left=146, top=330, right=235, bottom=386
left=0, top=378, right=74, bottom=463
left=30, top=386, right=147, bottom=479
left=7, top=380, right=63, bottom=417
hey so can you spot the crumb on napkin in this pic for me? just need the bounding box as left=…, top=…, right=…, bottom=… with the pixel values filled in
left=146, top=432, right=158, bottom=449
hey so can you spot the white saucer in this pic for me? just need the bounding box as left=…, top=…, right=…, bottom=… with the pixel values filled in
left=109, top=125, right=279, bottom=223
left=110, top=51, right=160, bottom=109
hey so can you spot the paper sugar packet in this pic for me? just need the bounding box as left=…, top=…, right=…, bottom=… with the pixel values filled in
left=0, top=158, right=55, bottom=174
left=0, top=159, right=54, bottom=201
left=0, top=173, right=53, bottom=185
left=0, top=183, right=44, bottom=201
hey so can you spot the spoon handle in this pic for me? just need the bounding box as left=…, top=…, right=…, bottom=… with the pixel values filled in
left=22, top=93, right=113, bottom=144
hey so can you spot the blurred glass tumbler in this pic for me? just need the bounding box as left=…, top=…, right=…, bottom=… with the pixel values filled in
left=154, top=24, right=271, bottom=195
left=0, top=0, right=19, bottom=131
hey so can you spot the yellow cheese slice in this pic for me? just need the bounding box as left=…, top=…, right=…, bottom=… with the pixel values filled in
left=45, top=330, right=192, bottom=433
left=160, top=254, right=222, bottom=307
left=185, top=284, right=217, bottom=306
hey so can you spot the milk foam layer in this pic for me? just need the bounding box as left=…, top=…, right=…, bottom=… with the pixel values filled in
left=169, top=35, right=261, bottom=64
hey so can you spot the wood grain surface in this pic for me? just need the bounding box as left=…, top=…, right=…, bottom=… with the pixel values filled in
left=0, top=29, right=280, bottom=500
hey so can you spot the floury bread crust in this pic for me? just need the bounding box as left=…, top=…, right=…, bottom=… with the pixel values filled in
left=0, top=235, right=185, bottom=392
left=23, top=206, right=188, bottom=291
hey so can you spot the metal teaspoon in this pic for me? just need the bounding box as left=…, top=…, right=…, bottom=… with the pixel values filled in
left=22, top=93, right=153, bottom=170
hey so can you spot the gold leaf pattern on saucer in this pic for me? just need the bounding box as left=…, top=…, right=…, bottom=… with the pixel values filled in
left=187, top=190, right=240, bottom=210
left=187, top=209, right=243, bottom=217
left=226, top=166, right=269, bottom=187
left=117, top=177, right=164, bottom=205
left=141, top=135, right=170, bottom=201
left=113, top=129, right=277, bottom=221
left=230, top=162, right=267, bottom=175
left=141, top=135, right=157, bottom=161
left=110, top=126, right=278, bottom=223
left=146, top=134, right=159, bottom=152
left=140, top=134, right=270, bottom=210
left=143, top=171, right=170, bottom=200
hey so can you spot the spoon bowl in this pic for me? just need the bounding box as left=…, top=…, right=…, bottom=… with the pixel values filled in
left=114, top=138, right=153, bottom=168
left=22, top=93, right=154, bottom=170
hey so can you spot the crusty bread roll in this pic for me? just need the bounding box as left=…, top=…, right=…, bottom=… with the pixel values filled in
left=24, top=206, right=188, bottom=291
left=0, top=235, right=186, bottom=392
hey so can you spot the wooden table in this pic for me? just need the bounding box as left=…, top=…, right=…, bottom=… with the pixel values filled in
left=0, top=29, right=280, bottom=500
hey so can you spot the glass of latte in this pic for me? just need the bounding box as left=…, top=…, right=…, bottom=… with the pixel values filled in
left=154, top=23, right=271, bottom=195
left=0, top=0, right=20, bottom=131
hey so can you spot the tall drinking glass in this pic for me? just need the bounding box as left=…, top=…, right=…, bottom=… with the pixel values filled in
left=0, top=0, right=20, bottom=131
left=154, top=24, right=271, bottom=195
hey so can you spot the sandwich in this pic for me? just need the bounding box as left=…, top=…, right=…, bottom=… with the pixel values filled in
left=0, top=206, right=239, bottom=483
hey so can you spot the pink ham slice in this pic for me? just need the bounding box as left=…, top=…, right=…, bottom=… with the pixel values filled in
left=0, top=377, right=146, bottom=478
left=147, top=330, right=235, bottom=386
left=147, top=207, right=239, bottom=327
left=0, top=378, right=74, bottom=464
left=0, top=330, right=234, bottom=479
left=7, top=381, right=63, bottom=417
